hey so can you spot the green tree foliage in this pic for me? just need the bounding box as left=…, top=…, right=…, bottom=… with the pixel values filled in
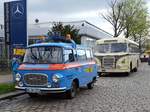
left=48, top=22, right=81, bottom=44
left=123, top=0, right=149, bottom=39
left=102, top=0, right=149, bottom=39
left=122, top=0, right=150, bottom=53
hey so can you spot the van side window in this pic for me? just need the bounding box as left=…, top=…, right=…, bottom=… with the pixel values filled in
left=77, top=49, right=86, bottom=61
left=86, top=50, right=92, bottom=60
left=90, top=50, right=94, bottom=58
left=64, top=49, right=74, bottom=63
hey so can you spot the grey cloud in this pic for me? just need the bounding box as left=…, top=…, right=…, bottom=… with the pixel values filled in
left=28, top=0, right=110, bottom=15
left=0, top=0, right=111, bottom=24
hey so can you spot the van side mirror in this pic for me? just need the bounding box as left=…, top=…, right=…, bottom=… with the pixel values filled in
left=12, top=58, right=20, bottom=72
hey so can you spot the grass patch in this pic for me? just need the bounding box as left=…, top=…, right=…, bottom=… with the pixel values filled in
left=0, top=83, right=15, bottom=95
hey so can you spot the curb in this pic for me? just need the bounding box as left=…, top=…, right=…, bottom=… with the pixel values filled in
left=0, top=90, right=26, bottom=101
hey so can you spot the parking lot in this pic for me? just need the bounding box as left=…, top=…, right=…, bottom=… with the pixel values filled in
left=0, top=63, right=150, bottom=112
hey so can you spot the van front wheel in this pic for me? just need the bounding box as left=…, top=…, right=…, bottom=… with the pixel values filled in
left=66, top=81, right=77, bottom=99
left=28, top=93, right=38, bottom=98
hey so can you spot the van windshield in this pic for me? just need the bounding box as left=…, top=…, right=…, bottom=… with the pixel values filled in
left=23, top=46, right=63, bottom=64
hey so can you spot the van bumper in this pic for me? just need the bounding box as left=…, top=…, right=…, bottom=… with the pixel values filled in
left=15, top=86, right=67, bottom=93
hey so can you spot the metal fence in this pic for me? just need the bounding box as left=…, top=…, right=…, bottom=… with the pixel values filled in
left=0, top=37, right=3, bottom=58
left=0, top=37, right=11, bottom=71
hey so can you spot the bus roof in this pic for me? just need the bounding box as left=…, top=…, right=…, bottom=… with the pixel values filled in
left=96, top=37, right=139, bottom=46
left=28, top=42, right=90, bottom=49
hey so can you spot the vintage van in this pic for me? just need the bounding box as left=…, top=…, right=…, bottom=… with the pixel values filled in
left=15, top=42, right=97, bottom=99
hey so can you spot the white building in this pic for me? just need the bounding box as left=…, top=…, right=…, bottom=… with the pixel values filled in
left=0, top=21, right=113, bottom=58
left=28, top=21, right=113, bottom=48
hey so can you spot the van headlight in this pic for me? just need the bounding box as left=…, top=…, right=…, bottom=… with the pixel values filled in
left=16, top=73, right=21, bottom=81
left=18, top=81, right=23, bottom=87
left=52, top=74, right=63, bottom=83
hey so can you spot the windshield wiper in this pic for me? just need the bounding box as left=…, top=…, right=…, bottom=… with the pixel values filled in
left=30, top=49, right=39, bottom=61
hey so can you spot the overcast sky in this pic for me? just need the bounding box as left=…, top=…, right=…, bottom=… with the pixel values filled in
left=0, top=0, right=150, bottom=35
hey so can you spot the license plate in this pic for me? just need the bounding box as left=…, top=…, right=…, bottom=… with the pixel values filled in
left=26, top=88, right=41, bottom=93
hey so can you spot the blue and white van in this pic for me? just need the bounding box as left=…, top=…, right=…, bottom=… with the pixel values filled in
left=15, top=42, right=97, bottom=99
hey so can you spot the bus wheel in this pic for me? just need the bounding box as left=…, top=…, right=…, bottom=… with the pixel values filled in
left=130, top=63, right=133, bottom=72
left=124, top=72, right=130, bottom=76
left=133, top=61, right=138, bottom=72
left=66, top=81, right=77, bottom=99
left=28, top=93, right=38, bottom=98
left=133, top=67, right=137, bottom=72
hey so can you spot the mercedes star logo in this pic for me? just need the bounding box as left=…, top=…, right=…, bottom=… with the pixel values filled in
left=12, top=3, right=24, bottom=18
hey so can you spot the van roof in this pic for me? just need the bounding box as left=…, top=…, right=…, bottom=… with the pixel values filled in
left=28, top=42, right=90, bottom=49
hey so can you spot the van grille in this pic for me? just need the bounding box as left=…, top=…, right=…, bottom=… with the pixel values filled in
left=24, top=74, right=48, bottom=86
left=103, top=57, right=115, bottom=69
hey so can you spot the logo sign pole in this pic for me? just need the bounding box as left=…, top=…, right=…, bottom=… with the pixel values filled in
left=4, top=2, right=11, bottom=60
left=4, top=0, right=27, bottom=59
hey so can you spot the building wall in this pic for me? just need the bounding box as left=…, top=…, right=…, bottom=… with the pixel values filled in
left=81, top=36, right=96, bottom=48
left=28, top=21, right=113, bottom=46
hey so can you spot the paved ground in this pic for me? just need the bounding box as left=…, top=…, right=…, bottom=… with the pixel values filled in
left=0, top=63, right=150, bottom=112
left=0, top=74, right=13, bottom=83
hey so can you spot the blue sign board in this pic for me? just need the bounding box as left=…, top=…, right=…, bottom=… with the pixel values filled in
left=4, top=0, right=27, bottom=57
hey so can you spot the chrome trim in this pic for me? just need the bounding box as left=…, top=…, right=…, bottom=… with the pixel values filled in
left=15, top=86, right=67, bottom=91
left=23, top=73, right=48, bottom=86
left=102, top=57, right=115, bottom=68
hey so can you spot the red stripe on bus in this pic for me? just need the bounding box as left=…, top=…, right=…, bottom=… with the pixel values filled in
left=18, top=61, right=96, bottom=70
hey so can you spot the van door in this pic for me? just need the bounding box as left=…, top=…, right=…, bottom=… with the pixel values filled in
left=64, top=49, right=82, bottom=85
left=85, top=49, right=95, bottom=82
left=76, top=49, right=89, bottom=86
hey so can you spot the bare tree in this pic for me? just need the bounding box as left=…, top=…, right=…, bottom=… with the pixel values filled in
left=102, top=0, right=125, bottom=37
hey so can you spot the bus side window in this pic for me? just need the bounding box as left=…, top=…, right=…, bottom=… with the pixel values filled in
left=64, top=49, right=74, bottom=63
left=129, top=44, right=133, bottom=53
left=129, top=44, right=139, bottom=53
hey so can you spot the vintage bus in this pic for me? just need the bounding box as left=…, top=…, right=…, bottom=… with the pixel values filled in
left=14, top=42, right=97, bottom=99
left=95, top=37, right=140, bottom=75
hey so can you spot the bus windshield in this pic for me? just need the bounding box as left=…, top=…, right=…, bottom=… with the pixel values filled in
left=111, top=43, right=127, bottom=53
left=23, top=46, right=63, bottom=64
left=96, top=44, right=109, bottom=53
left=97, top=43, right=127, bottom=53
